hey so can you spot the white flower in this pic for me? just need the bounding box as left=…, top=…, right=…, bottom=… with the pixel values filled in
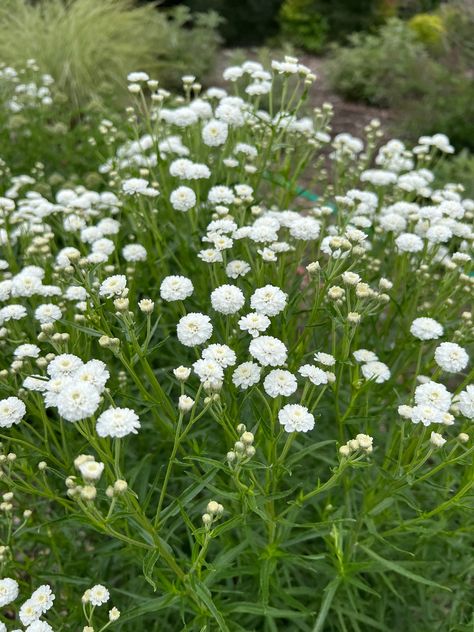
left=30, top=584, right=54, bottom=615
left=202, top=344, right=236, bottom=367
left=193, top=358, right=224, bottom=388
left=47, top=354, right=83, bottom=378
left=361, top=361, right=390, bottom=383
left=177, top=313, right=213, bottom=347
left=0, top=304, right=27, bottom=323
left=314, top=352, right=336, bottom=366
left=410, top=317, right=443, bottom=340
left=0, top=397, right=26, bottom=428
left=160, top=275, right=194, bottom=302
left=170, top=158, right=210, bottom=180
left=278, top=404, right=315, bottom=433
left=202, top=119, right=228, bottom=146
left=430, top=431, right=446, bottom=448
left=210, top=285, right=245, bottom=315
left=96, top=407, right=141, bottom=438
left=380, top=213, right=407, bottom=233
left=25, top=621, right=54, bottom=632
left=122, top=243, right=147, bottom=262
left=198, top=248, right=223, bottom=263
left=458, top=386, right=474, bottom=419
left=34, top=303, right=62, bottom=324
left=178, top=395, right=195, bottom=412
left=57, top=383, right=101, bottom=422
left=360, top=169, right=397, bottom=186
left=92, top=238, right=115, bottom=257
left=249, top=336, right=287, bottom=367
left=109, top=606, right=121, bottom=622
left=208, top=186, right=235, bottom=206
left=226, top=260, right=251, bottom=279
left=289, top=217, right=321, bottom=241
left=76, top=360, right=110, bottom=393
left=14, top=344, right=40, bottom=359
left=415, top=381, right=452, bottom=411
left=411, top=405, right=445, bottom=426
left=395, top=233, right=424, bottom=252
left=99, top=275, right=127, bottom=298
left=19, top=599, right=41, bottom=626
left=232, top=362, right=261, bottom=389
left=263, top=369, right=297, bottom=398
left=434, top=342, right=469, bottom=373
left=238, top=312, right=271, bottom=337
left=298, top=364, right=329, bottom=385
left=127, top=71, right=149, bottom=82
left=356, top=433, right=374, bottom=451
left=223, top=65, right=244, bottom=81
left=89, top=584, right=110, bottom=606
left=173, top=366, right=191, bottom=381
left=426, top=224, right=452, bottom=244
left=353, top=349, right=378, bottom=363
left=250, top=285, right=287, bottom=316
left=122, top=178, right=158, bottom=196
left=398, top=404, right=414, bottom=419
left=23, top=376, right=48, bottom=392
left=78, top=460, right=104, bottom=481
left=170, top=186, right=196, bottom=212
left=0, top=577, right=19, bottom=606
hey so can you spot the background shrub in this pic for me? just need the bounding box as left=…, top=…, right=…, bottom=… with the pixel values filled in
left=327, top=19, right=433, bottom=106
left=433, top=150, right=474, bottom=197
left=278, top=0, right=329, bottom=53
left=277, top=0, right=396, bottom=52
left=0, top=0, right=220, bottom=108
left=408, top=12, right=445, bottom=51
left=177, top=0, right=283, bottom=45
left=328, top=15, right=474, bottom=151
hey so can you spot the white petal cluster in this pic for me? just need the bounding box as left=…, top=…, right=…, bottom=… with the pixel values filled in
left=160, top=275, right=194, bottom=302
left=249, top=336, right=288, bottom=367
left=250, top=285, right=287, bottom=316
left=263, top=369, right=297, bottom=397
left=278, top=404, right=315, bottom=433
left=410, top=317, right=444, bottom=341
left=0, top=397, right=26, bottom=428
left=177, top=313, right=213, bottom=347
left=210, top=284, right=245, bottom=315
left=96, top=407, right=141, bottom=438
left=434, top=342, right=469, bottom=373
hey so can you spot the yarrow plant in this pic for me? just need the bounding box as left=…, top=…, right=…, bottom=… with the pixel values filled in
left=0, top=54, right=472, bottom=630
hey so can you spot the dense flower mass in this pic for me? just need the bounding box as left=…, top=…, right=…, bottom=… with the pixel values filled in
left=0, top=54, right=471, bottom=631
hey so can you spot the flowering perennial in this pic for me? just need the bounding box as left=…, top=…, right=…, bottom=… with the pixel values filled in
left=0, top=54, right=471, bottom=631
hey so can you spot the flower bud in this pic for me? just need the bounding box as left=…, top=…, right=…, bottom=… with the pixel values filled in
left=109, top=607, right=120, bottom=621
left=81, top=486, right=97, bottom=501
left=178, top=395, right=194, bottom=412
left=173, top=366, right=191, bottom=381
left=139, top=298, right=155, bottom=313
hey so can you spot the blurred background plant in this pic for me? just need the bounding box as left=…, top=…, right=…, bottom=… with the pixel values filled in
left=0, top=0, right=471, bottom=185
left=0, top=0, right=221, bottom=109
left=0, top=60, right=115, bottom=183
left=327, top=2, right=474, bottom=152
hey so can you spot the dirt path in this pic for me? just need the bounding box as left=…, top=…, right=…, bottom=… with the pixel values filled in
left=208, top=49, right=394, bottom=139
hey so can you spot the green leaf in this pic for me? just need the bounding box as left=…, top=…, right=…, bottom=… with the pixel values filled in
left=312, top=577, right=341, bottom=632
left=359, top=545, right=451, bottom=591
left=143, top=549, right=160, bottom=591
left=117, top=593, right=180, bottom=623
left=189, top=578, right=230, bottom=632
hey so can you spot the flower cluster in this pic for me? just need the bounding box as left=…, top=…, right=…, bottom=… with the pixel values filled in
left=0, top=53, right=471, bottom=629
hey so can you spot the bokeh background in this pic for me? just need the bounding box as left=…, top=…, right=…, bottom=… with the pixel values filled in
left=0, top=0, right=472, bottom=192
